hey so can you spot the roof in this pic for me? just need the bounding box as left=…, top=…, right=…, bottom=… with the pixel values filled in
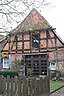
left=12, top=8, right=51, bottom=33
left=52, top=29, right=64, bottom=45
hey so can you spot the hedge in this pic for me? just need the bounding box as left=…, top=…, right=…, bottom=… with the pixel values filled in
left=0, top=70, right=18, bottom=77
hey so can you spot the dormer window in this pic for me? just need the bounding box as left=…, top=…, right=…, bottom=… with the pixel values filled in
left=31, top=32, right=40, bottom=48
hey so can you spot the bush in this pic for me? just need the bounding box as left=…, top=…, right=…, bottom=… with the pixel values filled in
left=11, top=59, right=23, bottom=70
left=27, top=68, right=33, bottom=76
left=56, top=68, right=64, bottom=77
left=50, top=70, right=56, bottom=79
left=0, top=70, right=18, bottom=77
left=60, top=69, right=64, bottom=77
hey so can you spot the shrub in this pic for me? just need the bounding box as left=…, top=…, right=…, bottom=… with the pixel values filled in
left=56, top=64, right=64, bottom=77
left=0, top=70, right=18, bottom=77
left=27, top=68, right=33, bottom=76
left=50, top=70, right=56, bottom=79
left=56, top=68, right=64, bottom=77
left=11, top=59, right=23, bottom=70
left=60, top=69, right=64, bottom=77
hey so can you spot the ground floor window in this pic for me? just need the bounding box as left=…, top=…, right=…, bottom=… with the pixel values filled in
left=3, top=57, right=10, bottom=68
left=49, top=62, right=56, bottom=71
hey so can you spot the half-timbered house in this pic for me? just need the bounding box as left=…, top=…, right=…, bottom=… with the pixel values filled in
left=0, top=9, right=64, bottom=76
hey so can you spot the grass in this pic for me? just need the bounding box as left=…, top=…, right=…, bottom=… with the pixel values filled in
left=61, top=95, right=64, bottom=96
left=50, top=80, right=64, bottom=93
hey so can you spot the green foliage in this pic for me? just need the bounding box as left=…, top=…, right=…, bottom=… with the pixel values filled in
left=50, top=80, right=64, bottom=93
left=27, top=68, right=33, bottom=76
left=0, top=70, right=18, bottom=77
left=10, top=42, right=13, bottom=49
left=11, top=58, right=24, bottom=70
left=56, top=67, right=64, bottom=77
left=21, top=59, right=24, bottom=65
left=51, top=77, right=56, bottom=81
left=0, top=53, right=2, bottom=56
left=60, top=69, right=64, bottom=77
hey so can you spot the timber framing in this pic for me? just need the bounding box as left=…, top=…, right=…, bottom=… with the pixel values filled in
left=1, top=28, right=64, bottom=50
left=0, top=28, right=64, bottom=65
left=0, top=8, right=64, bottom=68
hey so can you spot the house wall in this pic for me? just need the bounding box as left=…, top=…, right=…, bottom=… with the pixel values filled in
left=1, top=29, right=64, bottom=69
left=0, top=58, right=3, bottom=69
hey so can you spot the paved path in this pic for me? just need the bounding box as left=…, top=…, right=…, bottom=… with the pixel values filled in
left=50, top=87, right=64, bottom=96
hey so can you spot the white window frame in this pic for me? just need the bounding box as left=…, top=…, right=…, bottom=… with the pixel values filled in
left=49, top=62, right=56, bottom=71
left=3, top=57, right=10, bottom=68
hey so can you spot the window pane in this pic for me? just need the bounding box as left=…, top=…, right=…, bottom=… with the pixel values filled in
left=32, top=32, right=40, bottom=48
left=3, top=58, right=9, bottom=68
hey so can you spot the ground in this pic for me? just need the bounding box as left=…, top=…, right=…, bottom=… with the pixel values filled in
left=50, top=87, right=64, bottom=96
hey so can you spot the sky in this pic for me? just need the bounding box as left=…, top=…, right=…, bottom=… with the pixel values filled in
left=0, top=0, right=64, bottom=42
left=39, top=0, right=64, bottom=41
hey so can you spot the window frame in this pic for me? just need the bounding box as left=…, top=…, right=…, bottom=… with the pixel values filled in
left=31, top=32, right=40, bottom=49
left=49, top=62, right=56, bottom=71
left=3, top=57, right=10, bottom=68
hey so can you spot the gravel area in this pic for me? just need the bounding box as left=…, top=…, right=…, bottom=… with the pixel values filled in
left=50, top=87, right=64, bottom=96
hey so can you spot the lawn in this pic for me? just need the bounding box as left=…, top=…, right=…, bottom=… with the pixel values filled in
left=50, top=80, right=64, bottom=93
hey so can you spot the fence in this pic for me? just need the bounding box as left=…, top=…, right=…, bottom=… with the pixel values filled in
left=0, top=75, right=50, bottom=96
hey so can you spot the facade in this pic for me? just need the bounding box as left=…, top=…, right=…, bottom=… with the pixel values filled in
left=0, top=9, right=64, bottom=75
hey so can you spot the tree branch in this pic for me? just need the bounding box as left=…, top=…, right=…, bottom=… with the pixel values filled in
left=0, top=0, right=15, bottom=5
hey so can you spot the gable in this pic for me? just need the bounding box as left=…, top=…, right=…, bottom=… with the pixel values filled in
left=0, top=9, right=64, bottom=52
left=12, top=8, right=51, bottom=33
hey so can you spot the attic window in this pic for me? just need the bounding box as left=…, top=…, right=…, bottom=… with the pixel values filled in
left=31, top=32, right=40, bottom=48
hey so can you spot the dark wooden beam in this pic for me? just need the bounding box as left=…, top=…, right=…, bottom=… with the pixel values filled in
left=8, top=35, right=11, bottom=54
left=46, top=30, right=49, bottom=50
left=50, top=59, right=64, bottom=62
left=39, top=31, right=40, bottom=52
left=15, top=34, right=18, bottom=53
left=22, top=32, right=24, bottom=54
left=29, top=32, right=31, bottom=53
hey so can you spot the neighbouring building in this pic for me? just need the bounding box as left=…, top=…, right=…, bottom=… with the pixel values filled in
left=0, top=9, right=64, bottom=76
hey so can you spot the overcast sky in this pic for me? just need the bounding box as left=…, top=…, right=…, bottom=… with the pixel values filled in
left=39, top=0, right=64, bottom=41
left=0, top=0, right=64, bottom=42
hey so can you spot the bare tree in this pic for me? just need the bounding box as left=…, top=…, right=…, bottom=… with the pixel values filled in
left=0, top=0, right=50, bottom=33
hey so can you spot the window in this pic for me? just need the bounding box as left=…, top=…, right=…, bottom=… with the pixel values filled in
left=49, top=62, right=56, bottom=70
left=31, top=32, right=40, bottom=48
left=3, top=57, right=10, bottom=68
